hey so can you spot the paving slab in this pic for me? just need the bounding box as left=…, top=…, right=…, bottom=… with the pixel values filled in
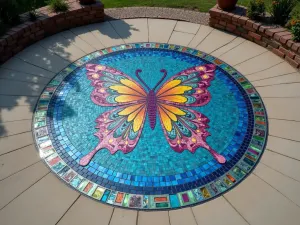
left=70, top=26, right=105, bottom=50
left=188, top=25, right=214, bottom=48
left=235, top=51, right=283, bottom=75
left=0, top=120, right=32, bottom=137
left=245, top=61, right=297, bottom=81
left=0, top=106, right=33, bottom=123
left=110, top=19, right=148, bottom=43
left=254, top=163, right=300, bottom=207
left=0, top=173, right=79, bottom=225
left=57, top=195, right=113, bottom=225
left=220, top=40, right=267, bottom=65
left=260, top=150, right=300, bottom=182
left=138, top=211, right=170, bottom=225
left=257, top=83, right=300, bottom=97
left=210, top=37, right=246, bottom=57
left=148, top=19, right=177, bottom=43
left=0, top=79, right=44, bottom=96
left=1, top=57, right=55, bottom=78
left=266, top=136, right=300, bottom=160
left=196, top=29, right=236, bottom=54
left=192, top=197, right=248, bottom=225
left=38, top=33, right=86, bottom=62
left=174, top=21, right=200, bottom=34
left=0, top=95, right=38, bottom=108
left=263, top=97, right=300, bottom=121
left=0, top=132, right=33, bottom=155
left=0, top=68, right=50, bottom=84
left=269, top=119, right=300, bottom=141
left=252, top=72, right=300, bottom=86
left=0, top=144, right=40, bottom=180
left=15, top=44, right=70, bottom=73
left=225, top=174, right=300, bottom=225
left=168, top=31, right=195, bottom=46
left=169, top=208, right=197, bottom=225
left=60, top=30, right=96, bottom=54
left=110, top=208, right=138, bottom=225
left=0, top=161, right=49, bottom=209
left=87, top=22, right=125, bottom=47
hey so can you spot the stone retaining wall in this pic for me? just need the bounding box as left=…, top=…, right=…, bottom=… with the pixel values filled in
left=209, top=5, right=300, bottom=69
left=0, top=0, right=104, bottom=63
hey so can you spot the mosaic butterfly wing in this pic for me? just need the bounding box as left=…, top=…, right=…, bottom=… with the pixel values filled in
left=156, top=64, right=226, bottom=163
left=79, top=64, right=226, bottom=166
left=79, top=64, right=147, bottom=166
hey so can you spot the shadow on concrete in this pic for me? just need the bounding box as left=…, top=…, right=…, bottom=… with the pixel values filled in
left=0, top=16, right=135, bottom=139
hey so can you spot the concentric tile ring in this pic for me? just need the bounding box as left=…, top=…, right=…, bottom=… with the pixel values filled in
left=33, top=43, right=268, bottom=210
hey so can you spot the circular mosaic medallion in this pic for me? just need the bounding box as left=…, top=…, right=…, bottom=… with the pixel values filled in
left=33, top=43, right=268, bottom=210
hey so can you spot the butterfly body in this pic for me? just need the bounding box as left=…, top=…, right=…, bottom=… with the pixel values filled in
left=79, top=64, right=226, bottom=167
left=147, top=90, right=158, bottom=130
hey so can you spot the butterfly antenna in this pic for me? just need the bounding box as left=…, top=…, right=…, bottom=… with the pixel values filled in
left=153, top=69, right=167, bottom=90
left=136, top=69, right=150, bottom=91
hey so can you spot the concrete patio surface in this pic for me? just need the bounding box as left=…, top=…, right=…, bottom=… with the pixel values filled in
left=0, top=18, right=300, bottom=225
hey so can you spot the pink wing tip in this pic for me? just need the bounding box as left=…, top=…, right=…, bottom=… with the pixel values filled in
left=79, top=155, right=91, bottom=166
left=215, top=154, right=226, bottom=164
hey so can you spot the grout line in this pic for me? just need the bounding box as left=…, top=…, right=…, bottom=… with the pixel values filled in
left=14, top=56, right=59, bottom=74
left=262, top=96, right=300, bottom=99
left=233, top=50, right=268, bottom=67
left=218, top=39, right=246, bottom=57
left=252, top=172, right=300, bottom=208
left=0, top=160, right=41, bottom=182
left=0, top=118, right=32, bottom=124
left=248, top=72, right=297, bottom=81
left=222, top=196, right=251, bottom=225
left=0, top=67, right=55, bottom=78
left=86, top=23, right=107, bottom=48
left=190, top=207, right=199, bottom=225
left=269, top=134, right=300, bottom=143
left=167, top=20, right=178, bottom=44
left=55, top=194, right=81, bottom=225
left=245, top=61, right=286, bottom=76
left=147, top=18, right=149, bottom=43
left=0, top=77, right=49, bottom=85
left=259, top=161, right=300, bottom=184
left=168, top=210, right=171, bottom=225
left=68, top=29, right=98, bottom=52
left=195, top=28, right=214, bottom=48
left=268, top=117, right=300, bottom=122
left=266, top=148, right=300, bottom=162
left=0, top=130, right=32, bottom=139
left=136, top=210, right=139, bottom=225
left=253, top=81, right=300, bottom=88
left=108, top=207, right=115, bottom=225
left=0, top=171, right=51, bottom=211
left=208, top=36, right=238, bottom=55
left=186, top=24, right=201, bottom=47
left=216, top=39, right=247, bottom=57
left=0, top=143, right=34, bottom=157
left=108, top=21, right=127, bottom=44
left=245, top=61, right=285, bottom=76
left=36, top=42, right=73, bottom=64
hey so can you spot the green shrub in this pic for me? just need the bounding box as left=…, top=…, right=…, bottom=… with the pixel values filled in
left=291, top=19, right=300, bottom=41
left=248, top=0, right=266, bottom=20
left=47, top=0, right=69, bottom=12
left=291, top=7, right=300, bottom=20
left=270, top=0, right=297, bottom=25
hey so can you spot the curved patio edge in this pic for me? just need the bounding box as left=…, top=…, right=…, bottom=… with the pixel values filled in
left=0, top=3, right=300, bottom=70
left=209, top=5, right=300, bottom=70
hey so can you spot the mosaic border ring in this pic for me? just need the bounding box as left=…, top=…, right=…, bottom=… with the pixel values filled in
left=33, top=43, right=268, bottom=210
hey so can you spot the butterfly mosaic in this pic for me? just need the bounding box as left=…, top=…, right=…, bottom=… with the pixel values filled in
left=79, top=64, right=226, bottom=166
